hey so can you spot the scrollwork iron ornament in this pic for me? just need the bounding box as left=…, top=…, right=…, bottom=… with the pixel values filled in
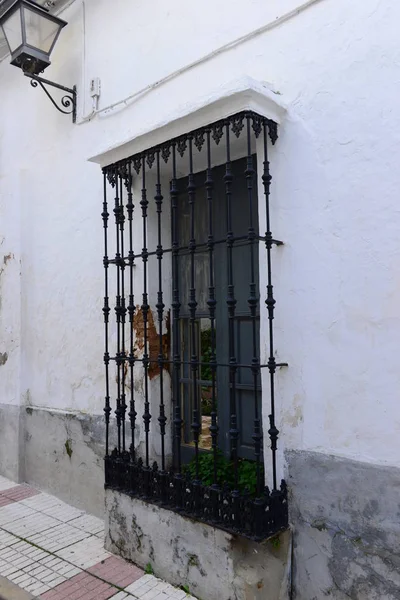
left=103, top=112, right=279, bottom=177
left=267, top=120, right=278, bottom=145
left=161, top=143, right=171, bottom=164
left=194, top=130, right=205, bottom=152
left=26, top=73, right=76, bottom=123
left=212, top=121, right=224, bottom=145
left=133, top=157, right=142, bottom=175
left=231, top=114, right=245, bottom=138
left=146, top=150, right=156, bottom=170
left=177, top=137, right=187, bottom=158
left=251, top=114, right=263, bottom=139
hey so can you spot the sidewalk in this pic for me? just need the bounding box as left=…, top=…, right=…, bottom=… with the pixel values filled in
left=0, top=476, right=195, bottom=600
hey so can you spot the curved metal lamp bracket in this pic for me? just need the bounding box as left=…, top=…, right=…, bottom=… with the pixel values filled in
left=24, top=73, right=77, bottom=123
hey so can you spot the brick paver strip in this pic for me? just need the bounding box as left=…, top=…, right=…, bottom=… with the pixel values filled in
left=40, top=571, right=116, bottom=600
left=0, top=496, right=15, bottom=508
left=0, top=487, right=40, bottom=503
left=88, top=556, right=144, bottom=588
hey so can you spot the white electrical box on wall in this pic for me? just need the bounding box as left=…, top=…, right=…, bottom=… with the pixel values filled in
left=90, top=77, right=101, bottom=99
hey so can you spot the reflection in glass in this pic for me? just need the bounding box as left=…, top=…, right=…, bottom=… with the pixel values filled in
left=180, top=318, right=216, bottom=450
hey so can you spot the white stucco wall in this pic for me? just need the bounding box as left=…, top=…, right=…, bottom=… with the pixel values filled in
left=1, top=0, right=399, bottom=476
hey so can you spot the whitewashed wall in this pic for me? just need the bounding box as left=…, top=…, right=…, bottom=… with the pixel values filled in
left=0, top=0, right=399, bottom=482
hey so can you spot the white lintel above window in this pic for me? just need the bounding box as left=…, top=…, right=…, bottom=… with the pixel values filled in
left=89, top=76, right=287, bottom=168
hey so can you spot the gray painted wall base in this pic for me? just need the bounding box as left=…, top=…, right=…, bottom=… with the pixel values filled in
left=22, top=407, right=106, bottom=518
left=0, top=404, right=106, bottom=518
left=105, top=489, right=292, bottom=600
left=0, top=405, right=22, bottom=483
left=288, top=450, right=400, bottom=600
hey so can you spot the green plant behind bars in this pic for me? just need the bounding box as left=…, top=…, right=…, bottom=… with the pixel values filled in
left=184, top=450, right=263, bottom=496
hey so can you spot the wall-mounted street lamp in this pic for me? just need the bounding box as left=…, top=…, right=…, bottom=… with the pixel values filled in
left=0, top=0, right=76, bottom=122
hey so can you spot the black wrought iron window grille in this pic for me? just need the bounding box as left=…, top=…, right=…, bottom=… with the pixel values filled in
left=102, top=110, right=288, bottom=541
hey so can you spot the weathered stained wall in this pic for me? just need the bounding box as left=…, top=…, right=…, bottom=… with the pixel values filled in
left=105, top=489, right=292, bottom=600
left=21, top=406, right=108, bottom=517
left=0, top=91, right=22, bottom=482
left=288, top=451, right=400, bottom=600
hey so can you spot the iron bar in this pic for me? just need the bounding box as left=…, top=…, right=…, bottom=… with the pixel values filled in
left=155, top=150, right=167, bottom=471
left=126, top=162, right=137, bottom=460
left=245, top=115, right=263, bottom=497
left=205, top=128, right=219, bottom=488
left=102, top=171, right=111, bottom=457
left=114, top=167, right=122, bottom=455
left=187, top=135, right=201, bottom=484
left=141, top=156, right=151, bottom=471
left=108, top=234, right=281, bottom=264
left=108, top=356, right=282, bottom=369
left=262, top=119, right=278, bottom=491
left=119, top=174, right=127, bottom=454
left=224, top=121, right=239, bottom=493
left=171, top=143, right=183, bottom=471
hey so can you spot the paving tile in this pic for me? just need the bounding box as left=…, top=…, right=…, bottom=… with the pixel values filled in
left=20, top=494, right=84, bottom=526
left=0, top=530, right=19, bottom=549
left=25, top=580, right=51, bottom=594
left=0, top=547, right=24, bottom=561
left=109, top=593, right=129, bottom=600
left=3, top=512, right=60, bottom=537
left=125, top=575, right=160, bottom=595
left=141, top=589, right=169, bottom=600
left=7, top=569, right=27, bottom=582
left=0, top=540, right=73, bottom=593
left=124, top=578, right=148, bottom=595
left=69, top=514, right=104, bottom=535
left=0, top=496, right=15, bottom=508
left=0, top=485, right=40, bottom=502
left=24, top=560, right=81, bottom=582
left=21, top=493, right=63, bottom=512
left=171, top=591, right=191, bottom=600
left=55, top=536, right=111, bottom=569
left=12, top=573, right=36, bottom=586
left=53, top=563, right=81, bottom=577
left=27, top=523, right=91, bottom=552
left=0, top=503, right=36, bottom=525
left=40, top=571, right=116, bottom=600
left=88, top=555, right=143, bottom=588
left=43, top=503, right=85, bottom=523
left=9, top=541, right=48, bottom=562
left=0, top=565, right=20, bottom=577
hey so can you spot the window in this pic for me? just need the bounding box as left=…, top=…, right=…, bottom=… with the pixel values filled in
left=102, top=112, right=287, bottom=540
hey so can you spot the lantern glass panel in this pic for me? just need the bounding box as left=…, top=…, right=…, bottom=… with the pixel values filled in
left=23, top=5, right=60, bottom=53
left=1, top=8, right=23, bottom=54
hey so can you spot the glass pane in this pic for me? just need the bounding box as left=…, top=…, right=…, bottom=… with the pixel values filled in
left=24, top=7, right=60, bottom=53
left=199, top=318, right=212, bottom=383
left=2, top=8, right=22, bottom=53
left=199, top=318, right=215, bottom=451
